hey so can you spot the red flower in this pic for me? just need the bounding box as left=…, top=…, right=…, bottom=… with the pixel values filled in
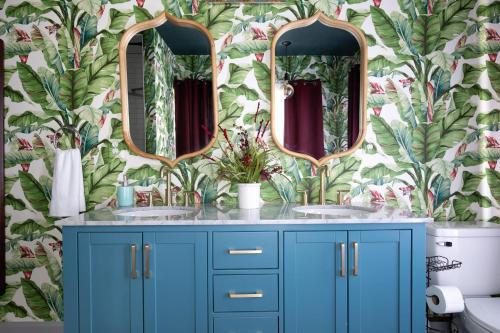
left=136, top=0, right=145, bottom=7
left=98, top=115, right=106, bottom=127
left=45, top=24, right=61, bottom=34
left=217, top=59, right=224, bottom=72
left=370, top=190, right=385, bottom=203
left=373, top=107, right=382, bottom=116
left=455, top=35, right=467, bottom=49
left=219, top=125, right=233, bottom=151
left=450, top=168, right=458, bottom=180
left=399, top=78, right=414, bottom=88
left=488, top=161, right=497, bottom=169
left=19, top=55, right=29, bottom=63
left=373, top=0, right=382, bottom=7
left=335, top=5, right=342, bottom=16
left=251, top=27, right=267, bottom=40
left=192, top=0, right=199, bottom=14
left=49, top=241, right=63, bottom=257
left=451, top=59, right=458, bottom=72
left=17, top=138, right=33, bottom=150
left=455, top=143, right=467, bottom=156
left=15, top=29, right=31, bottom=42
left=254, top=102, right=261, bottom=123
left=255, top=53, right=264, bottom=62
left=97, top=5, right=105, bottom=18
left=222, top=34, right=233, bottom=49
left=242, top=154, right=252, bottom=166
left=104, top=90, right=115, bottom=103
left=486, top=136, right=500, bottom=148
left=20, top=245, right=35, bottom=258
left=486, top=28, right=500, bottom=41
left=369, top=82, right=385, bottom=94
left=399, top=185, right=415, bottom=196
left=488, top=53, right=497, bottom=62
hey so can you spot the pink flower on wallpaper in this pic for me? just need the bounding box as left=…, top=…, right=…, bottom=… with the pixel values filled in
left=335, top=5, right=342, bottom=16
left=104, top=90, right=115, bottom=103
left=399, top=78, right=414, bottom=88
left=97, top=5, right=105, bottom=18
left=222, top=34, right=233, bottom=49
left=486, top=28, right=500, bottom=41
left=369, top=82, right=385, bottom=94
left=255, top=53, right=264, bottom=62
left=20, top=245, right=35, bottom=258
left=373, top=107, right=382, bottom=116
left=45, top=23, right=61, bottom=34
left=98, top=114, right=106, bottom=127
left=399, top=185, right=415, bottom=196
left=450, top=168, right=458, bottom=180
left=455, top=35, right=467, bottom=49
left=455, top=143, right=467, bottom=156
left=251, top=27, right=267, bottom=40
left=192, top=0, right=199, bottom=14
left=136, top=0, right=145, bottom=7
left=488, top=161, right=497, bottom=169
left=17, top=138, right=33, bottom=151
left=451, top=59, right=458, bottom=72
left=373, top=0, right=382, bottom=7
left=217, top=59, right=224, bottom=72
left=370, top=190, right=385, bottom=203
left=486, top=136, right=500, bottom=148
left=15, top=28, right=31, bottom=42
left=488, top=53, right=497, bottom=62
left=19, top=55, right=29, bottom=63
left=49, top=241, right=63, bottom=257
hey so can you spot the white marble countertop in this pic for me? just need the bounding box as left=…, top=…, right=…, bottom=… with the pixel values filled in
left=55, top=204, right=432, bottom=226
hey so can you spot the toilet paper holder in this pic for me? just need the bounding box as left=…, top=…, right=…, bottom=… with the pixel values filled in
left=426, top=256, right=462, bottom=287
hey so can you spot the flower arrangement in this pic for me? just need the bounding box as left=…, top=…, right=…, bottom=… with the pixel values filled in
left=204, top=121, right=283, bottom=184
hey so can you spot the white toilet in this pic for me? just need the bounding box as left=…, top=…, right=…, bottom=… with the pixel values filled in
left=427, top=222, right=500, bottom=333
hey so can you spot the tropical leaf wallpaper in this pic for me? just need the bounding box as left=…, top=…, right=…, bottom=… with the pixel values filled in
left=0, top=0, right=498, bottom=322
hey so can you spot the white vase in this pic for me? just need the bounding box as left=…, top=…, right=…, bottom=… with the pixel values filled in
left=238, top=183, right=261, bottom=209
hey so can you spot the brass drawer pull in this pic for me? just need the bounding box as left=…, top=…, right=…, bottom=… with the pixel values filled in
left=228, top=292, right=264, bottom=299
left=353, top=242, right=359, bottom=276
left=144, top=244, right=151, bottom=279
left=340, top=242, right=345, bottom=277
left=227, top=249, right=263, bottom=255
left=130, top=244, right=137, bottom=279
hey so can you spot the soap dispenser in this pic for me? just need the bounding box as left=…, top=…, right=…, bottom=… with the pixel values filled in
left=117, top=175, right=134, bottom=207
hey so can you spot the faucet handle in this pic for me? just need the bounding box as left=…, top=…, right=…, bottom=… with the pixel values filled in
left=296, top=190, right=308, bottom=206
left=183, top=191, right=197, bottom=207
left=337, top=189, right=350, bottom=205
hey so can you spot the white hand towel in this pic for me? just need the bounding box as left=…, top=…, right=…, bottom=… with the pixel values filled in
left=49, top=148, right=86, bottom=217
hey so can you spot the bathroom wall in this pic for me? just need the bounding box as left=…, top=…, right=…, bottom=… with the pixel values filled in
left=0, top=0, right=498, bottom=322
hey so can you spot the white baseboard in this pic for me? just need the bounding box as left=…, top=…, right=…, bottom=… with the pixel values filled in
left=0, top=322, right=63, bottom=333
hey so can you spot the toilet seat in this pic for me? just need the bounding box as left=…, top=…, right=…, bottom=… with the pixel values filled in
left=464, top=298, right=500, bottom=333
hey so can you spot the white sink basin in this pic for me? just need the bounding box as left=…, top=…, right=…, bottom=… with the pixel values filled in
left=113, top=206, right=195, bottom=217
left=293, top=205, right=376, bottom=216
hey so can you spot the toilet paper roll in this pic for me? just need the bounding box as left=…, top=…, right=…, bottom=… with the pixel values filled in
left=426, top=285, right=465, bottom=314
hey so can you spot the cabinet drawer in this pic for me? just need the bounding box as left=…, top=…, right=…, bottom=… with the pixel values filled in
left=213, top=232, right=278, bottom=269
left=213, top=274, right=278, bottom=312
left=214, top=316, right=278, bottom=333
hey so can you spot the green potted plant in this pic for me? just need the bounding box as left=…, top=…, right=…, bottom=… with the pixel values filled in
left=206, top=122, right=283, bottom=209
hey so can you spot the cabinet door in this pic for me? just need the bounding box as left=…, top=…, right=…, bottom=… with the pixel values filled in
left=144, top=232, right=207, bottom=333
left=284, top=231, right=348, bottom=333
left=78, top=233, right=143, bottom=333
left=348, top=230, right=411, bottom=333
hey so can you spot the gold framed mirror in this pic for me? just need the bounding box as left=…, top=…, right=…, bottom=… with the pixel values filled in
left=119, top=12, right=218, bottom=167
left=271, top=12, right=368, bottom=167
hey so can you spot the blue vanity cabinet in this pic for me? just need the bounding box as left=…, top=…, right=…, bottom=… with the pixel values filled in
left=143, top=232, right=207, bottom=333
left=284, top=231, right=348, bottom=333
left=348, top=230, right=411, bottom=333
left=77, top=233, right=144, bottom=333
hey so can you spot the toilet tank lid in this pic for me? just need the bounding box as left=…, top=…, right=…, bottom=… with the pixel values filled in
left=427, top=222, right=500, bottom=237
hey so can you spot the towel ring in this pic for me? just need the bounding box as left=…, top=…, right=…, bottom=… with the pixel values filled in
left=53, top=126, right=81, bottom=149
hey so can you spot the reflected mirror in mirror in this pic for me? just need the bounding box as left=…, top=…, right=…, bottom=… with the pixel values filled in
left=121, top=14, right=217, bottom=166
left=271, top=14, right=367, bottom=165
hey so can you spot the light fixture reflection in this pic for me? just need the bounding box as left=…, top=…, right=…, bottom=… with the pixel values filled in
left=281, top=41, right=294, bottom=99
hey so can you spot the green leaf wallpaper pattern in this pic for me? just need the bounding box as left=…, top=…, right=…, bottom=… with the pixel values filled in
left=0, top=0, right=499, bottom=322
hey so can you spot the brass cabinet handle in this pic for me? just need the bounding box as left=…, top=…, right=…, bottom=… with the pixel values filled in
left=340, top=242, right=345, bottom=277
left=144, top=244, right=151, bottom=279
left=130, top=244, right=137, bottom=279
left=227, top=249, right=263, bottom=255
left=228, top=292, right=264, bottom=299
left=353, top=242, right=359, bottom=276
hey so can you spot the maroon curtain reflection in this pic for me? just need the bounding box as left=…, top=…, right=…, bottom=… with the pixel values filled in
left=174, top=79, right=213, bottom=157
left=347, top=64, right=360, bottom=148
left=284, top=79, right=325, bottom=160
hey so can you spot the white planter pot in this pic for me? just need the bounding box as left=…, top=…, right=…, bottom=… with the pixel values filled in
left=238, top=183, right=261, bottom=209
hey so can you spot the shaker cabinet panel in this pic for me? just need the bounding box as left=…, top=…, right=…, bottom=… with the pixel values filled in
left=284, top=231, right=348, bottom=333
left=348, top=230, right=412, bottom=333
left=143, top=232, right=208, bottom=333
left=78, top=233, right=144, bottom=333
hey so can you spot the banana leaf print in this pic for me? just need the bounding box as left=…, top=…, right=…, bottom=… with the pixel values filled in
left=1, top=0, right=498, bottom=323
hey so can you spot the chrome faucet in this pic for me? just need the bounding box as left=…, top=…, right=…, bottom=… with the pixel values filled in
left=160, top=166, right=173, bottom=206
left=319, top=166, right=329, bottom=205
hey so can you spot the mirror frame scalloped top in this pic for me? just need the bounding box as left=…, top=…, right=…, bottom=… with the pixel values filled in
left=119, top=12, right=218, bottom=168
left=271, top=12, right=368, bottom=167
